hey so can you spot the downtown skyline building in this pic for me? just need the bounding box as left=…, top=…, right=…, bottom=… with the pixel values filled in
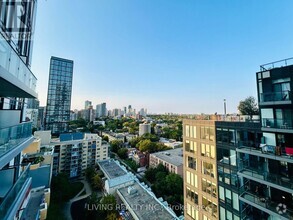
left=96, top=102, right=107, bottom=118
left=45, top=56, right=74, bottom=135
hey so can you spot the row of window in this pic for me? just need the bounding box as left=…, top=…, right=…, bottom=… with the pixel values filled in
left=218, top=166, right=239, bottom=187
left=219, top=186, right=239, bottom=211
left=185, top=140, right=216, bottom=159
left=185, top=125, right=215, bottom=141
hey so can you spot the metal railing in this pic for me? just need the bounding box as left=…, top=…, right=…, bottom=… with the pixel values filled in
left=0, top=164, right=31, bottom=219
left=0, top=122, right=32, bottom=158
left=262, top=118, right=293, bottom=130
left=0, top=32, right=37, bottom=92
left=260, top=91, right=291, bottom=102
left=240, top=185, right=293, bottom=219
left=238, top=164, right=293, bottom=190
left=260, top=57, right=293, bottom=71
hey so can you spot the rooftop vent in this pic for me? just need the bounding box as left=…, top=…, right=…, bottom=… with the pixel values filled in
left=127, top=186, right=137, bottom=195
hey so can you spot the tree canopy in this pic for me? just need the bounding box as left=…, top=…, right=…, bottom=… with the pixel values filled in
left=238, top=96, right=259, bottom=118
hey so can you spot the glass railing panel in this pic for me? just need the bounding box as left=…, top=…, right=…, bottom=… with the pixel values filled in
left=0, top=32, right=37, bottom=92
left=0, top=122, right=32, bottom=158
left=240, top=190, right=293, bottom=219
left=0, top=164, right=31, bottom=219
left=260, top=91, right=291, bottom=102
left=262, top=118, right=293, bottom=129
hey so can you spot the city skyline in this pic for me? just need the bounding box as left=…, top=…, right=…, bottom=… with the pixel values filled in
left=31, top=0, right=293, bottom=113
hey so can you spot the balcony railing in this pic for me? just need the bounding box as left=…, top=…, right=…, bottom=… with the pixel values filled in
left=238, top=164, right=293, bottom=192
left=0, top=32, right=37, bottom=92
left=260, top=91, right=291, bottom=103
left=0, top=122, right=32, bottom=158
left=239, top=185, right=293, bottom=219
left=262, top=118, right=293, bottom=130
left=0, top=164, right=31, bottom=219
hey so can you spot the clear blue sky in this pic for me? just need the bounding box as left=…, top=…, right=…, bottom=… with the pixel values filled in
left=31, top=0, right=293, bottom=114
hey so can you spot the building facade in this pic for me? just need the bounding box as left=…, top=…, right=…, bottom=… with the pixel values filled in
left=96, top=102, right=107, bottom=118
left=52, top=133, right=109, bottom=178
left=149, top=148, right=183, bottom=177
left=183, top=120, right=218, bottom=220
left=235, top=60, right=293, bottom=219
left=0, top=1, right=38, bottom=219
left=139, top=123, right=151, bottom=136
left=45, top=56, right=74, bottom=135
left=215, top=121, right=262, bottom=220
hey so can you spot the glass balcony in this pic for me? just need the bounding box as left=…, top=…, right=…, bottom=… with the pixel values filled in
left=239, top=186, right=293, bottom=220
left=237, top=141, right=293, bottom=163
left=0, top=32, right=37, bottom=92
left=260, top=91, right=291, bottom=103
left=262, top=118, right=293, bottom=130
left=0, top=122, right=32, bottom=159
left=238, top=165, right=293, bottom=193
left=0, top=164, right=31, bottom=219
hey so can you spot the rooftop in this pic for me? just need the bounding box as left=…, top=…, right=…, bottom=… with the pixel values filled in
left=98, top=160, right=127, bottom=179
left=117, top=181, right=178, bottom=220
left=21, top=187, right=46, bottom=220
left=151, top=148, right=183, bottom=167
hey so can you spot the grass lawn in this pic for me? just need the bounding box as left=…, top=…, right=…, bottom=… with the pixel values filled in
left=47, top=181, right=84, bottom=220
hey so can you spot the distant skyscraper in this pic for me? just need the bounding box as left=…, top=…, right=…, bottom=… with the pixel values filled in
left=96, top=102, right=107, bottom=118
left=85, top=100, right=92, bottom=109
left=45, top=56, right=74, bottom=135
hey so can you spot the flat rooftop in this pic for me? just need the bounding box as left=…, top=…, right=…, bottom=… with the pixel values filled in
left=117, top=182, right=177, bottom=220
left=21, top=188, right=45, bottom=220
left=98, top=160, right=127, bottom=179
left=151, top=148, right=183, bottom=167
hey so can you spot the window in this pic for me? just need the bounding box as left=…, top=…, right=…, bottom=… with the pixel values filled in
left=187, top=156, right=196, bottom=170
left=186, top=171, right=191, bottom=184
left=186, top=125, right=190, bottom=137
left=193, top=126, right=197, bottom=138
left=232, top=192, right=239, bottom=211
left=219, top=186, right=225, bottom=202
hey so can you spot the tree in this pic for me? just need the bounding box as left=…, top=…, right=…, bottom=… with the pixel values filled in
left=137, top=139, right=156, bottom=152
left=238, top=96, right=259, bottom=119
left=117, top=148, right=128, bottom=159
left=85, top=167, right=96, bottom=182
left=92, top=174, right=103, bottom=190
left=110, top=140, right=123, bottom=153
left=102, top=135, right=109, bottom=142
left=129, top=137, right=140, bottom=148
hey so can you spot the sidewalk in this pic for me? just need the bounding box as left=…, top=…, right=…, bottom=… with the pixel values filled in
left=64, top=179, right=93, bottom=220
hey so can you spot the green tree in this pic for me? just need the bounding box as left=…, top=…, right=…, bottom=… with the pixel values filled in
left=117, top=148, right=128, bottom=159
left=85, top=167, right=96, bottom=182
left=129, top=137, right=140, bottom=148
left=92, top=174, right=103, bottom=190
left=238, top=96, right=259, bottom=119
left=110, top=140, right=123, bottom=153
left=102, top=135, right=109, bottom=142
left=137, top=139, right=156, bottom=152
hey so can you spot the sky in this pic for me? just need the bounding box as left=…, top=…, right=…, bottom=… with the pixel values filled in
left=31, top=0, right=293, bottom=114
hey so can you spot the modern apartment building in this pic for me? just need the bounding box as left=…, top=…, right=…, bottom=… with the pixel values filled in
left=215, top=121, right=262, bottom=220
left=236, top=59, right=293, bottom=219
left=183, top=120, right=218, bottom=220
left=45, top=56, right=74, bottom=135
left=0, top=1, right=38, bottom=219
left=52, top=133, right=109, bottom=178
